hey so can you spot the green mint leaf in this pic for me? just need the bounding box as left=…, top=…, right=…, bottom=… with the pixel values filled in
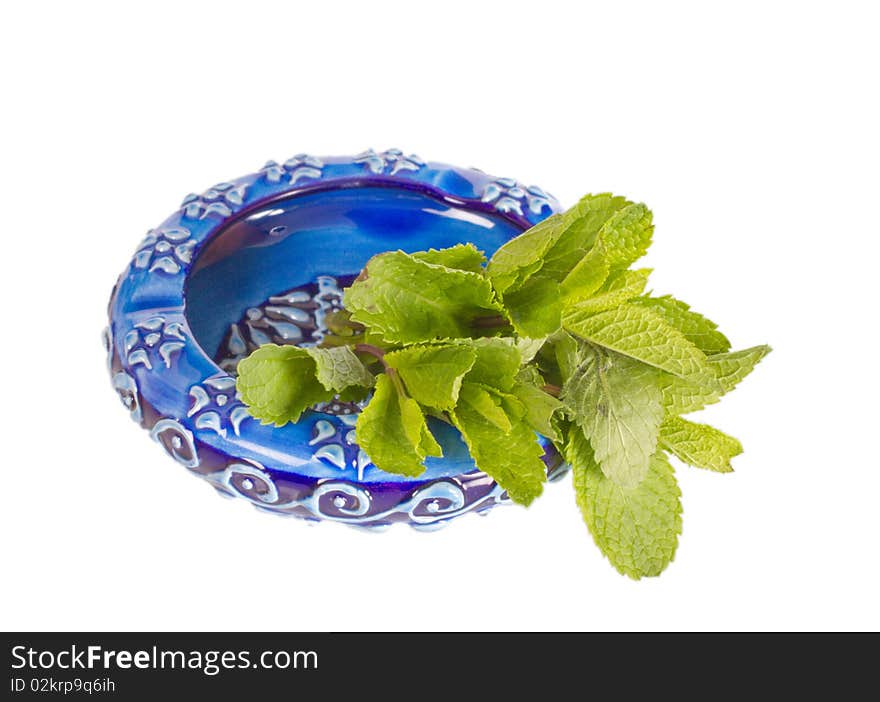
left=564, top=303, right=712, bottom=380
left=511, top=367, right=563, bottom=441
left=630, top=295, right=730, bottom=355
left=420, top=424, right=443, bottom=457
left=458, top=382, right=514, bottom=432
left=549, top=330, right=581, bottom=382
left=465, top=337, right=522, bottom=391
left=306, top=346, right=374, bottom=392
left=515, top=336, right=547, bottom=363
left=538, top=194, right=634, bottom=281
left=599, top=202, right=654, bottom=268
left=559, top=240, right=610, bottom=303
left=385, top=343, right=477, bottom=411
left=236, top=345, right=333, bottom=426
left=344, top=251, right=503, bottom=343
left=501, top=275, right=563, bottom=338
left=562, top=268, right=652, bottom=316
left=660, top=344, right=772, bottom=414
left=452, top=390, right=547, bottom=506
left=355, top=374, right=441, bottom=477
left=486, top=213, right=567, bottom=295
left=659, top=415, right=742, bottom=473
left=407, top=400, right=444, bottom=460
left=562, top=346, right=664, bottom=488
left=657, top=373, right=719, bottom=415
left=567, top=428, right=682, bottom=579
left=323, top=309, right=364, bottom=337
left=487, top=194, right=632, bottom=293
left=558, top=201, right=651, bottom=302
left=412, top=243, right=486, bottom=272
left=711, top=345, right=773, bottom=393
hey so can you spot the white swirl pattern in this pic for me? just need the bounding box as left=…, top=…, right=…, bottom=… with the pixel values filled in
left=150, top=418, right=199, bottom=469
left=205, top=460, right=510, bottom=529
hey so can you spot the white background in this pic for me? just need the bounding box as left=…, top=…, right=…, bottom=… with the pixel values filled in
left=2, top=1, right=878, bottom=632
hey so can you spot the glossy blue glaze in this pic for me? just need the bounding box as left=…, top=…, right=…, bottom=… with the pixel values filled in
left=106, top=151, right=565, bottom=527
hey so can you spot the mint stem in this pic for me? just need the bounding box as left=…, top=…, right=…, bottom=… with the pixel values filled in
left=354, top=343, right=387, bottom=365
left=471, top=314, right=511, bottom=329
left=354, top=343, right=409, bottom=395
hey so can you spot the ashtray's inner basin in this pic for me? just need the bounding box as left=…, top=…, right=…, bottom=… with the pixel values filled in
left=185, top=185, right=523, bottom=367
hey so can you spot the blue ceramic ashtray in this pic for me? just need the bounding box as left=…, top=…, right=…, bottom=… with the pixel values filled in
left=105, top=150, right=566, bottom=529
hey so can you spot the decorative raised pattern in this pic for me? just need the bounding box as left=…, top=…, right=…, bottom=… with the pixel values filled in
left=150, top=418, right=199, bottom=469
left=187, top=374, right=251, bottom=438
left=481, top=177, right=553, bottom=216
left=355, top=148, right=425, bottom=176
left=206, top=459, right=511, bottom=528
left=214, top=275, right=369, bottom=467
left=122, top=316, right=186, bottom=370
left=112, top=371, right=143, bottom=425
left=261, top=154, right=324, bottom=185
left=132, top=226, right=195, bottom=275
left=181, top=182, right=248, bottom=220
left=308, top=415, right=373, bottom=480
left=216, top=276, right=348, bottom=373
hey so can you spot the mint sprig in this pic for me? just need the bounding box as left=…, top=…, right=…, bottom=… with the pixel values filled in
left=236, top=192, right=771, bottom=578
